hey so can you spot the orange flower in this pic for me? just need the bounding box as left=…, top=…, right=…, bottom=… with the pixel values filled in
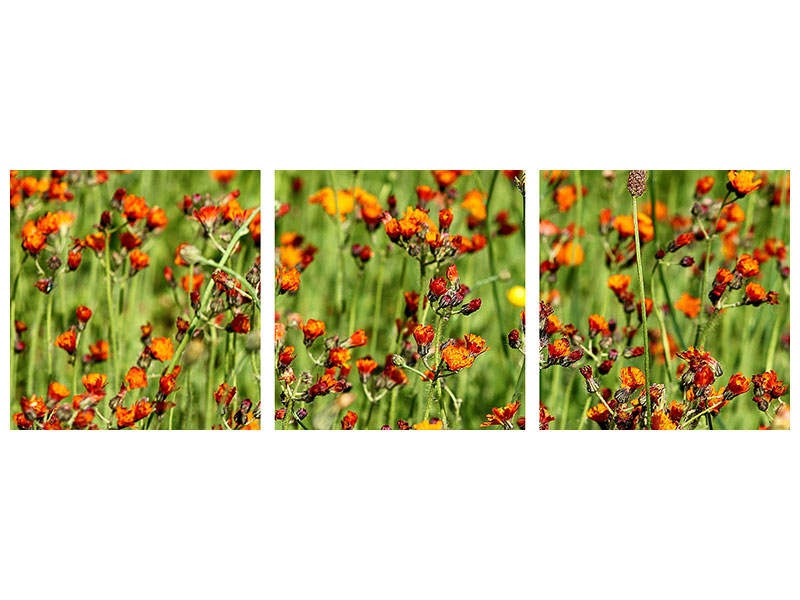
left=88, top=340, right=109, bottom=362
left=727, top=170, right=762, bottom=196
left=643, top=200, right=668, bottom=221
left=464, top=333, right=488, bottom=356
left=547, top=338, right=570, bottom=360
left=328, top=347, right=351, bottom=368
left=432, top=170, right=465, bottom=188
left=76, top=305, right=92, bottom=323
left=129, top=249, right=150, bottom=273
left=21, top=221, right=47, bottom=255
left=123, top=194, right=149, bottom=223
left=695, top=176, right=715, bottom=196
left=735, top=254, right=759, bottom=278
left=356, top=357, right=378, bottom=379
left=725, top=373, right=750, bottom=399
left=55, top=330, right=77, bottom=354
left=181, top=273, right=205, bottom=293
left=214, top=383, right=237, bottom=407
left=48, top=382, right=70, bottom=403
left=125, top=366, right=148, bottom=389
left=554, top=184, right=585, bottom=212
left=210, top=170, right=237, bottom=184
left=278, top=346, right=295, bottom=366
left=651, top=410, right=677, bottom=430
left=461, top=189, right=487, bottom=221
left=674, top=293, right=701, bottom=318
left=715, top=268, right=734, bottom=286
left=722, top=202, right=745, bottom=222
left=147, top=206, right=168, bottom=229
left=308, top=187, right=355, bottom=220
left=588, top=314, right=610, bottom=337
left=744, top=282, right=767, bottom=304
left=341, top=410, right=358, bottom=430
left=480, top=400, right=521, bottom=428
left=413, top=324, right=435, bottom=347
left=441, top=344, right=474, bottom=371
left=247, top=209, right=261, bottom=244
left=612, top=213, right=654, bottom=242
left=619, top=366, right=645, bottom=390
left=115, top=405, right=137, bottom=429
left=192, top=205, right=219, bottom=229
left=298, top=320, right=325, bottom=345
left=586, top=402, right=611, bottom=424
left=149, top=337, right=174, bottom=362
left=158, top=366, right=182, bottom=397
left=277, top=267, right=300, bottom=294
left=82, top=373, right=108, bottom=395
left=554, top=240, right=584, bottom=266
left=413, top=418, right=444, bottom=430
left=67, top=250, right=82, bottom=270
left=134, top=399, right=153, bottom=420
left=84, top=232, right=106, bottom=254
left=346, top=329, right=368, bottom=348
left=607, top=274, right=632, bottom=295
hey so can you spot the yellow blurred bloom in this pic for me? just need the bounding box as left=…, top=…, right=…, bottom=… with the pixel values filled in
left=507, top=285, right=525, bottom=307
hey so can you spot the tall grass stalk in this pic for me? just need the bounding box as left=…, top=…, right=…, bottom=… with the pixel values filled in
left=631, top=196, right=651, bottom=429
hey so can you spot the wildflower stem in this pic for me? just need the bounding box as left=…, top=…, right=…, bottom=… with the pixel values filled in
left=695, top=193, right=731, bottom=348
left=369, top=246, right=387, bottom=357
left=422, top=314, right=445, bottom=422
left=46, top=292, right=54, bottom=381
left=328, top=170, right=345, bottom=315
left=631, top=195, right=651, bottom=429
left=72, top=331, right=83, bottom=394
left=482, top=170, right=513, bottom=376
left=103, top=243, right=120, bottom=390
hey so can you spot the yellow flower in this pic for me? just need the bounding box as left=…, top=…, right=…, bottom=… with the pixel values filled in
left=412, top=419, right=444, bottom=430
left=507, top=285, right=525, bottom=307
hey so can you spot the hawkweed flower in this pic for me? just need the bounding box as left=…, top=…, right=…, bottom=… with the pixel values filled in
left=413, top=324, right=435, bottom=356
left=228, top=313, right=251, bottom=334
left=129, top=249, right=150, bottom=274
left=540, top=405, right=556, bottom=430
left=87, top=340, right=109, bottom=362
left=341, top=410, right=358, bottom=430
left=428, top=277, right=447, bottom=301
left=356, top=357, right=378, bottom=383
left=723, top=373, right=750, bottom=402
left=278, top=346, right=295, bottom=367
left=579, top=365, right=599, bottom=394
left=480, top=401, right=521, bottom=429
left=460, top=298, right=482, bottom=315
left=301, top=319, right=326, bottom=345
left=695, top=176, right=715, bottom=197
left=55, top=330, right=77, bottom=355
left=82, top=373, right=108, bottom=396
left=727, top=170, right=763, bottom=197
left=344, top=329, right=368, bottom=348
left=34, top=278, right=53, bottom=294
left=157, top=366, right=182, bottom=401
left=125, top=366, right=148, bottom=390
left=149, top=337, right=174, bottom=362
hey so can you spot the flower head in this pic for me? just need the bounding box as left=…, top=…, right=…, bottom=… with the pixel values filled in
left=727, top=170, right=763, bottom=196
left=149, top=337, right=174, bottom=362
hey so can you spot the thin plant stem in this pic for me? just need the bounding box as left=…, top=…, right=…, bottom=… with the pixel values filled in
left=482, top=170, right=513, bottom=378
left=103, top=242, right=120, bottom=390
left=328, top=170, right=345, bottom=315
left=422, top=314, right=445, bottom=421
left=631, top=194, right=651, bottom=429
left=695, top=193, right=730, bottom=348
left=46, top=291, right=54, bottom=382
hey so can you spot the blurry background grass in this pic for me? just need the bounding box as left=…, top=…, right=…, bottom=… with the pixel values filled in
left=275, top=170, right=525, bottom=430
left=10, top=170, right=260, bottom=429
left=539, top=170, right=790, bottom=430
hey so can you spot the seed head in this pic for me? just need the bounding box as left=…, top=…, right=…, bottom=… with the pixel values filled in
left=626, top=170, right=648, bottom=198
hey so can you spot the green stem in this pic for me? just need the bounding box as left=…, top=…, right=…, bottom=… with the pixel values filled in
left=328, top=171, right=345, bottom=315
left=103, top=240, right=120, bottom=389
left=631, top=194, right=651, bottom=429
left=46, top=292, right=54, bottom=382
left=484, top=171, right=511, bottom=364
left=422, top=315, right=445, bottom=421
left=695, top=193, right=730, bottom=348
left=369, top=248, right=387, bottom=357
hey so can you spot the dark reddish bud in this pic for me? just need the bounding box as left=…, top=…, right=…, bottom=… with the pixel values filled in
left=508, top=329, right=521, bottom=349
left=655, top=249, right=666, bottom=260
left=461, top=298, right=482, bottom=315
left=275, top=408, right=286, bottom=420
left=680, top=256, right=695, bottom=267
left=562, top=349, right=584, bottom=367
left=100, top=211, right=112, bottom=228
left=598, top=359, right=614, bottom=375
left=67, top=250, right=82, bottom=270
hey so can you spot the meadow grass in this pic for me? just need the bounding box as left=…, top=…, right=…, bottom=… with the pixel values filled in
left=275, top=170, right=525, bottom=430
left=539, top=170, right=789, bottom=430
left=10, top=170, right=261, bottom=429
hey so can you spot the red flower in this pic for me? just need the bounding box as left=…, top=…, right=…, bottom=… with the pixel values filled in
left=76, top=305, right=92, bottom=323
left=341, top=410, right=358, bottom=430
left=229, top=313, right=251, bottom=334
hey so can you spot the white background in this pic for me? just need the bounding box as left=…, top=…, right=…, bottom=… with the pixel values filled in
left=1, top=1, right=798, bottom=599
